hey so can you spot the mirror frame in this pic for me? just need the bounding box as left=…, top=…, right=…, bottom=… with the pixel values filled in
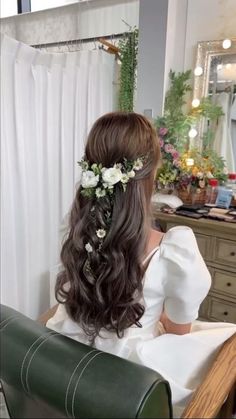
left=193, top=38, right=236, bottom=149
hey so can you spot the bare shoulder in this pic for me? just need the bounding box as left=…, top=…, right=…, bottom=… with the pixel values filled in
left=150, top=228, right=165, bottom=245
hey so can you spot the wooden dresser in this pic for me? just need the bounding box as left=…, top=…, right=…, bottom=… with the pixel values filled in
left=153, top=208, right=236, bottom=324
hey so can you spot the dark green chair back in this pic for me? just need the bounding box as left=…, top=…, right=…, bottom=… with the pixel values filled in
left=0, top=304, right=172, bottom=418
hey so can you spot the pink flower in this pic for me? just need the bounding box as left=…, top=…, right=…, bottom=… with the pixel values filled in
left=159, top=138, right=164, bottom=148
left=173, top=159, right=181, bottom=168
left=159, top=127, right=168, bottom=136
left=164, top=143, right=174, bottom=153
left=172, top=151, right=179, bottom=159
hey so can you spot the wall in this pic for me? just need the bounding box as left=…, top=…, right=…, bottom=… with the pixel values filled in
left=164, top=0, right=188, bottom=96
left=136, top=0, right=189, bottom=116
left=0, top=0, right=139, bottom=45
left=185, top=0, right=236, bottom=70
left=136, top=0, right=168, bottom=117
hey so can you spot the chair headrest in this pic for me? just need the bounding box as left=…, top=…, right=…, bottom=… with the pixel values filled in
left=0, top=304, right=172, bottom=418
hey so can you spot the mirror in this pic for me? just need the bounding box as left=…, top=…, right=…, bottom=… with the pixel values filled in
left=193, top=38, right=236, bottom=172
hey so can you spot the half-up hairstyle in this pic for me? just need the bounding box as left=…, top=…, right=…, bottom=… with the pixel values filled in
left=56, top=112, right=160, bottom=342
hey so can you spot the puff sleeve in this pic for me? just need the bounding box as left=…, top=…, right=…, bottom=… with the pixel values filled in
left=160, top=226, right=211, bottom=324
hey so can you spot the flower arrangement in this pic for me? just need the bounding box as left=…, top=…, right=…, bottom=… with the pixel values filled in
left=78, top=156, right=144, bottom=199
left=177, top=149, right=228, bottom=191
left=78, top=156, right=144, bottom=253
left=155, top=70, right=226, bottom=194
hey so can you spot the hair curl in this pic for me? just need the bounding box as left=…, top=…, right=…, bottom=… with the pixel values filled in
left=56, top=112, right=160, bottom=342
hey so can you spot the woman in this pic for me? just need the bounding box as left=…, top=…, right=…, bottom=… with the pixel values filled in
left=47, top=112, right=235, bottom=416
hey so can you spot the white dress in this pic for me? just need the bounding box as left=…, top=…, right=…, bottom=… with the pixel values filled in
left=47, top=226, right=236, bottom=417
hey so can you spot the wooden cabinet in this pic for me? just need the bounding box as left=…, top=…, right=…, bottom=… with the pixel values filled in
left=153, top=208, right=236, bottom=323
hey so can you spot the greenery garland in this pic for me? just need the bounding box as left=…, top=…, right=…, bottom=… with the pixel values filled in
left=118, top=28, right=139, bottom=112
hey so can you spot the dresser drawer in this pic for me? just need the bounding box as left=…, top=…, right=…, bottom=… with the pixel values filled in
left=194, top=233, right=212, bottom=260
left=208, top=298, right=236, bottom=323
left=199, top=297, right=209, bottom=319
left=211, top=269, right=236, bottom=297
left=214, top=238, right=236, bottom=267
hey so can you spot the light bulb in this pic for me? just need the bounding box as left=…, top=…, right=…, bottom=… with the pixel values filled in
left=192, top=99, right=200, bottom=108
left=217, top=64, right=223, bottom=70
left=188, top=128, right=198, bottom=138
left=194, top=66, right=203, bottom=76
left=222, top=39, right=231, bottom=49
left=186, top=158, right=194, bottom=167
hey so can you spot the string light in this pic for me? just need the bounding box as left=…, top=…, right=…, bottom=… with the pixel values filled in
left=222, top=39, right=231, bottom=49
left=186, top=158, right=194, bottom=167
left=194, top=66, right=203, bottom=76
left=188, top=128, right=198, bottom=138
left=192, top=99, right=200, bottom=108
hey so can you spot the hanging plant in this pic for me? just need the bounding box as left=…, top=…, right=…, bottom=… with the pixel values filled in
left=118, top=28, right=139, bottom=112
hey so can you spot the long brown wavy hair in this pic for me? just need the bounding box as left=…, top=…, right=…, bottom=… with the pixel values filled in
left=56, top=112, right=160, bottom=341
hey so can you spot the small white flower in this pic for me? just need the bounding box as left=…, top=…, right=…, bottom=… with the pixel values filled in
left=95, top=188, right=106, bottom=198
left=102, top=167, right=122, bottom=186
left=85, top=242, right=93, bottom=253
left=133, top=158, right=143, bottom=171
left=127, top=170, right=135, bottom=178
left=121, top=174, right=129, bottom=184
left=81, top=170, right=99, bottom=188
left=96, top=229, right=106, bottom=239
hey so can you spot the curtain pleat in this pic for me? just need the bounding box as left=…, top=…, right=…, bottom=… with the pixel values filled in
left=1, top=34, right=116, bottom=318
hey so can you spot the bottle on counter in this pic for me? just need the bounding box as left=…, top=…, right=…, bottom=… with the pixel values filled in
left=226, top=173, right=236, bottom=200
left=205, top=178, right=219, bottom=206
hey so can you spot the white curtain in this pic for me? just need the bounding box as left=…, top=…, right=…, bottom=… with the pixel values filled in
left=1, top=33, right=115, bottom=319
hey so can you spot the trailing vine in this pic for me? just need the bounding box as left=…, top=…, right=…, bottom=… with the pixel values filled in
left=118, top=28, right=139, bottom=112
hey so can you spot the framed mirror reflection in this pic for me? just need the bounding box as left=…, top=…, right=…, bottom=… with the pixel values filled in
left=193, top=38, right=236, bottom=172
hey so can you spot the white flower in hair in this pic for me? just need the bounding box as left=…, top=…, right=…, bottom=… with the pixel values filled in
left=102, top=167, right=122, bottom=186
left=95, top=187, right=106, bottom=198
left=96, top=229, right=106, bottom=239
left=85, top=242, right=93, bottom=253
left=127, top=170, right=135, bottom=178
left=121, top=174, right=129, bottom=184
left=133, top=158, right=143, bottom=171
left=81, top=171, right=99, bottom=188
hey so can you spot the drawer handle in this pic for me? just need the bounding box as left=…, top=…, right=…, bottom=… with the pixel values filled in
left=223, top=311, right=228, bottom=316
left=230, top=251, right=235, bottom=256
left=226, top=282, right=232, bottom=287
